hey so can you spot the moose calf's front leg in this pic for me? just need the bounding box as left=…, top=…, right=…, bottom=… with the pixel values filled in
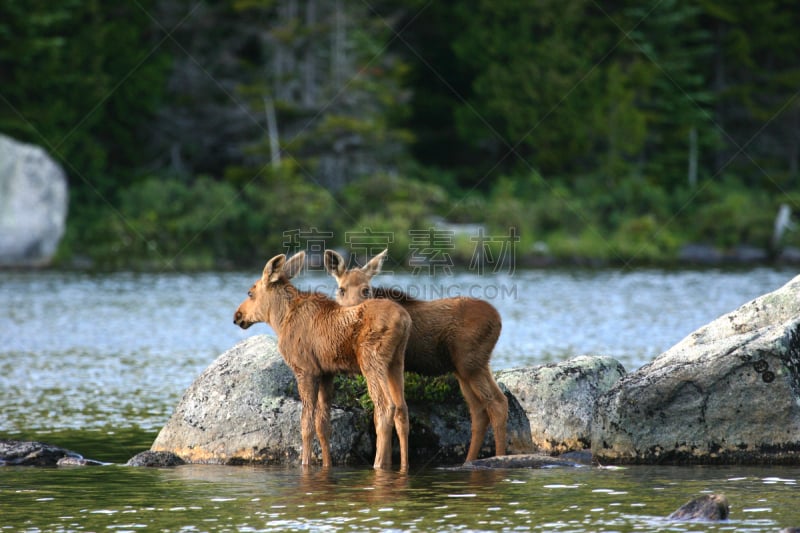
left=372, top=404, right=395, bottom=470
left=296, top=374, right=320, bottom=467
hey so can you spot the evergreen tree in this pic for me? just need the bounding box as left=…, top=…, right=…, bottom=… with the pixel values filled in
left=624, top=0, right=715, bottom=190
left=230, top=0, right=413, bottom=191
left=701, top=0, right=800, bottom=188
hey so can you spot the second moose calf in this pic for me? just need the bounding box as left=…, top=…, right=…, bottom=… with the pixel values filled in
left=324, top=249, right=509, bottom=462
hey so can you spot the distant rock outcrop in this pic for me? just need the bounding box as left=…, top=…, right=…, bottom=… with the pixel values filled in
left=0, top=133, right=68, bottom=267
left=593, top=273, right=800, bottom=464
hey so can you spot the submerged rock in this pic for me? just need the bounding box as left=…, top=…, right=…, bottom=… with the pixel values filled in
left=56, top=456, right=106, bottom=467
left=668, top=494, right=729, bottom=521
left=593, top=273, right=800, bottom=464
left=150, top=335, right=533, bottom=466
left=461, top=453, right=586, bottom=470
left=496, top=356, right=625, bottom=454
left=0, top=440, right=93, bottom=467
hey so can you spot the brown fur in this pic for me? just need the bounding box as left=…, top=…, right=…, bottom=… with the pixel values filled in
left=324, top=249, right=509, bottom=462
left=234, top=252, right=412, bottom=470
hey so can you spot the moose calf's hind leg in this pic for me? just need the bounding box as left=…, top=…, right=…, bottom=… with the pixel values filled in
left=488, top=383, right=509, bottom=457
left=474, top=368, right=509, bottom=458
left=457, top=375, right=491, bottom=462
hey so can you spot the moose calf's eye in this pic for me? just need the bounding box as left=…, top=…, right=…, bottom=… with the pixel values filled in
left=338, top=287, right=345, bottom=296
left=247, top=290, right=254, bottom=298
left=361, top=287, right=371, bottom=298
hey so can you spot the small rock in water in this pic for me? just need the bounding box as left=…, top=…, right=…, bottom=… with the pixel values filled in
left=668, top=494, right=729, bottom=521
left=126, top=450, right=186, bottom=467
left=557, top=449, right=593, bottom=465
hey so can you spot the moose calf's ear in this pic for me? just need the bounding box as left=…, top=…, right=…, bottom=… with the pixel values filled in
left=362, top=249, right=388, bottom=279
left=283, top=251, right=306, bottom=280
left=263, top=254, right=287, bottom=283
left=324, top=249, right=347, bottom=278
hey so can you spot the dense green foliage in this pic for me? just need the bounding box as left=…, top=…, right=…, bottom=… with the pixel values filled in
left=283, top=372, right=460, bottom=411
left=0, top=0, right=169, bottom=205
left=2, top=0, right=800, bottom=269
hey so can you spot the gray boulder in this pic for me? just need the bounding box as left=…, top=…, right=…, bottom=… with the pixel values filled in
left=496, top=356, right=626, bottom=454
left=151, top=335, right=533, bottom=466
left=593, top=273, right=800, bottom=464
left=151, top=335, right=359, bottom=465
left=0, top=134, right=68, bottom=267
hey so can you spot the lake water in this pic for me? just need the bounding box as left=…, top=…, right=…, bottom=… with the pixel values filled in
left=2, top=267, right=800, bottom=531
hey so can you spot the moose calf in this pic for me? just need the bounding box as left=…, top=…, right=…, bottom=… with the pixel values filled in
left=234, top=252, right=412, bottom=470
left=324, top=249, right=509, bottom=462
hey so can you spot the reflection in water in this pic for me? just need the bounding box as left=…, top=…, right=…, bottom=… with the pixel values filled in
left=2, top=461, right=800, bottom=531
left=152, top=464, right=510, bottom=529
left=335, top=468, right=411, bottom=503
